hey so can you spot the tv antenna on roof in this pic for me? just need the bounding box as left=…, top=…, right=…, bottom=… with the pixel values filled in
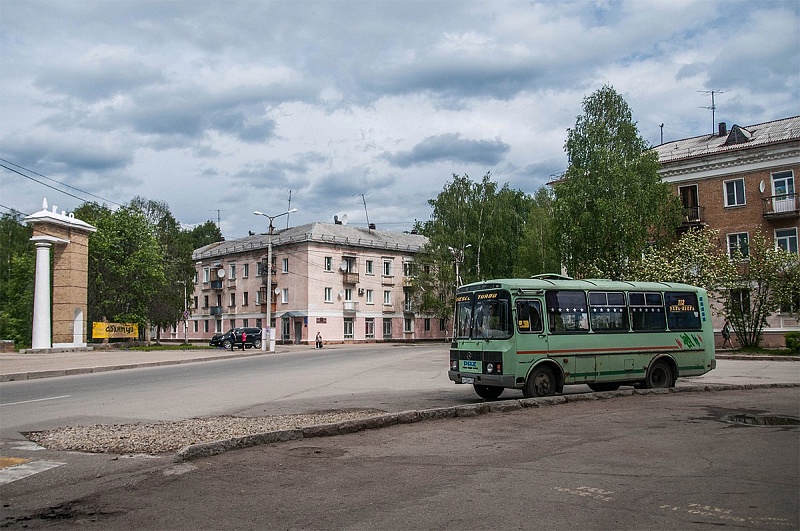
left=209, top=209, right=226, bottom=229
left=698, top=90, right=726, bottom=136
left=360, top=193, right=371, bottom=230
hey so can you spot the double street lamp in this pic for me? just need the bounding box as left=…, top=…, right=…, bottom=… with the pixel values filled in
left=254, top=208, right=297, bottom=351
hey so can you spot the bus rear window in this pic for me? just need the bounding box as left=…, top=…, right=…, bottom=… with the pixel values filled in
left=665, top=292, right=702, bottom=330
left=546, top=290, right=588, bottom=333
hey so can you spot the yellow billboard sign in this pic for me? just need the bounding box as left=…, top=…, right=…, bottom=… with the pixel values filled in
left=92, top=322, right=139, bottom=339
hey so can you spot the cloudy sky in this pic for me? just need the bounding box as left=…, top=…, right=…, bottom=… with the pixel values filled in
left=1, top=0, right=798, bottom=239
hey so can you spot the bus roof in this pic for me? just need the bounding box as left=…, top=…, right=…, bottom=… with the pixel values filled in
left=457, top=278, right=704, bottom=293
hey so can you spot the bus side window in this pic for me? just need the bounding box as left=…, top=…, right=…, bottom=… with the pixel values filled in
left=546, top=290, right=588, bottom=333
left=665, top=292, right=702, bottom=330
left=517, top=300, right=542, bottom=333
left=629, top=292, right=666, bottom=331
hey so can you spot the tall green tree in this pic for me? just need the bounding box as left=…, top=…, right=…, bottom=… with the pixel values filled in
left=0, top=212, right=34, bottom=347
left=514, top=186, right=560, bottom=277
left=554, top=85, right=681, bottom=279
left=186, top=220, right=223, bottom=250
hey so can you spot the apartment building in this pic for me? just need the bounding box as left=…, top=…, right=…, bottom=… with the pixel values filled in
left=187, top=221, right=450, bottom=345
left=653, top=115, right=799, bottom=347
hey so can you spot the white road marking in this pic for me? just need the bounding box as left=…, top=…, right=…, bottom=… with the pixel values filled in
left=0, top=460, right=65, bottom=485
left=1, top=395, right=70, bottom=406
left=8, top=441, right=45, bottom=451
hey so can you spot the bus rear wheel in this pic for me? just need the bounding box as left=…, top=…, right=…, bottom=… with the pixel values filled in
left=588, top=383, right=621, bottom=392
left=523, top=366, right=556, bottom=398
left=474, top=384, right=504, bottom=400
left=646, top=360, right=674, bottom=389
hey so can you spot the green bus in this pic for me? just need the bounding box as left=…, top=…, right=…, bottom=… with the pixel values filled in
left=448, top=275, right=716, bottom=399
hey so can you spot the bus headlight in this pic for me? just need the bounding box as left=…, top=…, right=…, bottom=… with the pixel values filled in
left=486, top=363, right=494, bottom=374
left=451, top=360, right=458, bottom=371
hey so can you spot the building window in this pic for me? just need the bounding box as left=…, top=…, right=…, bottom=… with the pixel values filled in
left=204, top=320, right=209, bottom=333
left=366, top=289, right=374, bottom=304
left=324, top=287, right=332, bottom=303
left=383, top=259, right=393, bottom=276
left=230, top=319, right=236, bottom=330
left=403, top=261, right=415, bottom=277
left=203, top=267, right=210, bottom=283
left=242, top=292, right=248, bottom=306
left=194, top=296, right=198, bottom=309
left=404, top=318, right=413, bottom=333
left=344, top=288, right=353, bottom=301
left=229, top=263, right=236, bottom=279
left=282, top=288, right=289, bottom=303
left=194, top=271, right=199, bottom=284
left=366, top=260, right=374, bottom=275
left=282, top=258, right=289, bottom=273
left=193, top=321, right=198, bottom=333
left=776, top=228, right=798, bottom=254
left=724, top=179, right=746, bottom=207
left=771, top=171, right=795, bottom=214
left=365, top=318, right=375, bottom=339
left=243, top=263, right=249, bottom=278
left=730, top=288, right=750, bottom=316
left=424, top=318, right=431, bottom=331
left=727, top=232, right=750, bottom=258
left=344, top=318, right=354, bottom=339
left=439, top=319, right=447, bottom=331
left=384, top=290, right=391, bottom=305
left=383, top=318, right=392, bottom=339
left=243, top=319, right=249, bottom=327
left=229, top=293, right=236, bottom=307
left=203, top=295, right=209, bottom=308
left=256, top=318, right=262, bottom=329
left=404, top=291, right=413, bottom=312
left=324, top=257, right=333, bottom=271
left=215, top=320, right=222, bottom=333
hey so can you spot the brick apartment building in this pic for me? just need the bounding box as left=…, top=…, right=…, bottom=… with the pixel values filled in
left=184, top=221, right=450, bottom=345
left=653, top=115, right=799, bottom=347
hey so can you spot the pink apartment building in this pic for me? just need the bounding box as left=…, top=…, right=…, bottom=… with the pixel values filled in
left=654, top=115, right=799, bottom=347
left=188, top=221, right=450, bottom=345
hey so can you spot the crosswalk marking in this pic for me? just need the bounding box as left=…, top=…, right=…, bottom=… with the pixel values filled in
left=0, top=460, right=65, bottom=485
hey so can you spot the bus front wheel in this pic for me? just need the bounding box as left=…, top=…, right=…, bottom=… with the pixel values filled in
left=646, top=360, right=674, bottom=389
left=523, top=366, right=556, bottom=398
left=474, top=384, right=504, bottom=400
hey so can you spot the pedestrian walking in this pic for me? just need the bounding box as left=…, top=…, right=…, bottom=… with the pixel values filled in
left=721, top=320, right=733, bottom=349
left=315, top=331, right=323, bottom=349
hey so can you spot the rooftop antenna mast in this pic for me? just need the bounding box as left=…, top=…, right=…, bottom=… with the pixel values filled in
left=361, top=193, right=371, bottom=230
left=209, top=209, right=226, bottom=229
left=698, top=90, right=726, bottom=135
left=286, top=190, right=293, bottom=228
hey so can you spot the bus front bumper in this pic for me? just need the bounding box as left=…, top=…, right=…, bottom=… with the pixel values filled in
left=448, top=371, right=516, bottom=387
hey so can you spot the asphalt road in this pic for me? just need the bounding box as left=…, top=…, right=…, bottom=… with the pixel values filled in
left=2, top=387, right=798, bottom=530
left=1, top=345, right=798, bottom=529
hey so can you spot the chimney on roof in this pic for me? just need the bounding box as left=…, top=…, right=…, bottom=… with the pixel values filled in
left=718, top=122, right=727, bottom=137
left=369, top=223, right=376, bottom=230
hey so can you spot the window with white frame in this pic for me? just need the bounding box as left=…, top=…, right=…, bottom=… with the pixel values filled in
left=343, top=318, right=354, bottom=339
left=229, top=263, right=236, bottom=279
left=383, top=318, right=392, bottom=338
left=727, top=232, right=749, bottom=258
left=193, top=321, right=198, bottom=333
left=366, top=260, right=374, bottom=275
left=404, top=318, right=413, bottom=333
left=724, top=179, right=746, bottom=207
left=403, top=261, right=415, bottom=277
left=215, top=320, right=222, bottom=333
left=324, top=287, right=333, bottom=303
left=243, top=263, right=249, bottom=278
left=242, top=292, right=248, bottom=306
left=776, top=228, right=798, bottom=254
left=282, top=288, right=289, bottom=303
left=282, top=258, right=289, bottom=273
left=365, top=318, right=375, bottom=339
left=366, top=289, right=374, bottom=304
left=204, top=320, right=209, bottom=333
left=383, top=290, right=391, bottom=305
left=194, top=271, right=199, bottom=283
left=203, top=267, right=210, bottom=283
left=229, top=293, right=236, bottom=307
left=383, top=259, right=393, bottom=276
left=324, top=257, right=333, bottom=271
left=344, top=288, right=353, bottom=301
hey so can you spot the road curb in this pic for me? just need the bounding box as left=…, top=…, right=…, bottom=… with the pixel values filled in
left=173, top=382, right=800, bottom=462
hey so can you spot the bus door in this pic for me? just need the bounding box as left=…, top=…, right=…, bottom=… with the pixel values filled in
left=543, top=289, right=596, bottom=384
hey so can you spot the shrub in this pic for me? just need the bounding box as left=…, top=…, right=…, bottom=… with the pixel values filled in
left=785, top=332, right=800, bottom=354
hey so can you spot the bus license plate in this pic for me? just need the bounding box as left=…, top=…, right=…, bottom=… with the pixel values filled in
left=461, top=377, right=475, bottom=384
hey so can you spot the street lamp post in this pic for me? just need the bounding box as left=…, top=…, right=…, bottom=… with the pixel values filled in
left=177, top=280, right=188, bottom=344
left=254, top=209, right=297, bottom=352
left=449, top=244, right=471, bottom=340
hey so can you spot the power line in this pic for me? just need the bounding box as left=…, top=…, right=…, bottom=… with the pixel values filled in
left=0, top=158, right=122, bottom=206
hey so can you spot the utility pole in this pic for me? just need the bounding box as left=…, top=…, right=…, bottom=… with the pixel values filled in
left=699, top=90, right=726, bottom=135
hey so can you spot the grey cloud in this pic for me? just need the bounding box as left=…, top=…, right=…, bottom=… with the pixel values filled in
left=382, top=133, right=510, bottom=168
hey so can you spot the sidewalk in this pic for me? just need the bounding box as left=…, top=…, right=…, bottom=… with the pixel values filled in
left=0, top=345, right=796, bottom=382
left=0, top=346, right=294, bottom=382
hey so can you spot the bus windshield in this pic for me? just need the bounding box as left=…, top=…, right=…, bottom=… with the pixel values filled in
left=456, top=291, right=513, bottom=339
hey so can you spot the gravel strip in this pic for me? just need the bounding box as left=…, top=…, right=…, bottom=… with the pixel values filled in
left=25, top=409, right=385, bottom=455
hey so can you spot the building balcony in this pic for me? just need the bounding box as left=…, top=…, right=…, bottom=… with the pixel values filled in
left=342, top=271, right=359, bottom=284
left=343, top=301, right=358, bottom=314
left=210, top=280, right=223, bottom=290
left=210, top=306, right=224, bottom=316
left=763, top=193, right=799, bottom=219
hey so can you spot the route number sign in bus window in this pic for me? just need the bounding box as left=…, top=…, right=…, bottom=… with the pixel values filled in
left=665, top=292, right=702, bottom=330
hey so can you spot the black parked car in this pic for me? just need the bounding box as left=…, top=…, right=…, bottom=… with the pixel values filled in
left=209, top=327, right=262, bottom=350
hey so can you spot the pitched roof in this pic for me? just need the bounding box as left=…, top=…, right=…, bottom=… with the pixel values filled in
left=653, top=115, right=800, bottom=163
left=193, top=222, right=428, bottom=260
